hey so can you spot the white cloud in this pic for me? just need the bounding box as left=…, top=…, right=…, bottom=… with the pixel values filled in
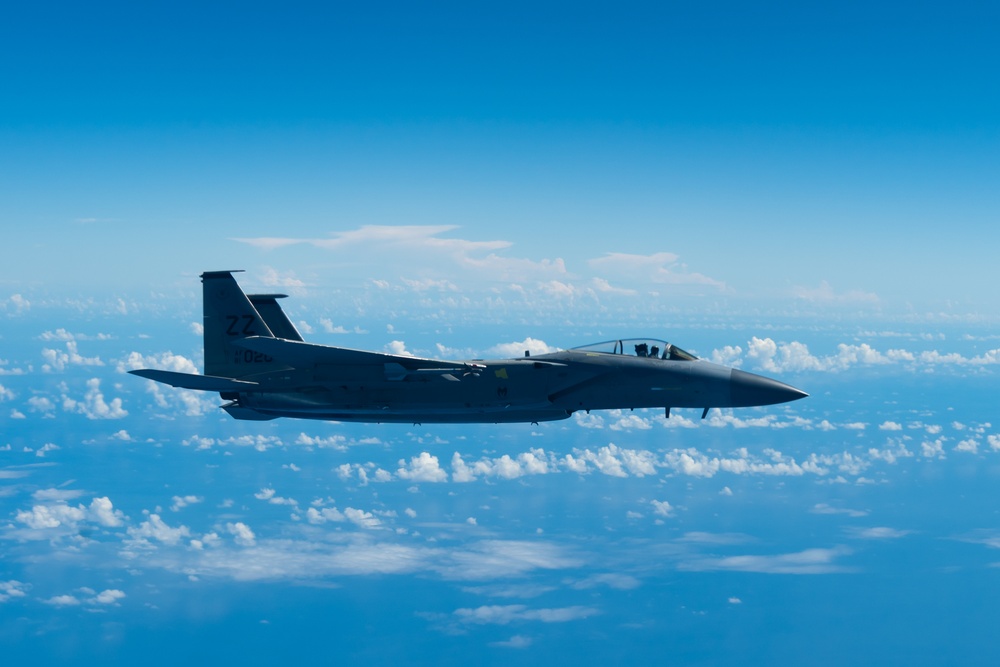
left=254, top=488, right=297, bottom=506
left=680, top=547, right=853, bottom=574
left=41, top=341, right=103, bottom=372
left=15, top=496, right=125, bottom=531
left=227, top=522, right=257, bottom=547
left=170, top=495, right=203, bottom=512
left=811, top=503, right=868, bottom=518
left=232, top=226, right=573, bottom=283
left=588, top=252, right=725, bottom=289
left=385, top=340, right=415, bottom=357
left=127, top=514, right=191, bottom=546
left=61, top=378, right=127, bottom=419
left=848, top=527, right=912, bottom=540
left=954, top=438, right=980, bottom=454
left=90, top=589, right=126, bottom=605
left=452, top=604, right=599, bottom=625
left=117, top=351, right=198, bottom=375
left=791, top=280, right=879, bottom=304
left=27, top=396, right=55, bottom=415
left=650, top=500, right=674, bottom=517
left=6, top=294, right=30, bottom=313
left=43, top=595, right=82, bottom=606
left=397, top=452, right=448, bottom=482
left=0, top=580, right=28, bottom=603
left=920, top=438, right=946, bottom=458
left=35, top=443, right=60, bottom=458
left=259, top=267, right=306, bottom=289
left=486, top=338, right=558, bottom=358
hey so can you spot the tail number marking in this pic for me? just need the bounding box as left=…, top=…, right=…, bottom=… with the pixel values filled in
left=233, top=349, right=274, bottom=365
left=225, top=315, right=257, bottom=336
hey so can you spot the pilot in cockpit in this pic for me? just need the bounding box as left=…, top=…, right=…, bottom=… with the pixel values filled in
left=634, top=343, right=649, bottom=357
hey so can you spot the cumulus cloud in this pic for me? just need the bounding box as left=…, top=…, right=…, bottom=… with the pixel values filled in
left=117, top=351, right=198, bottom=375
left=0, top=580, right=28, bottom=603
left=733, top=337, right=1000, bottom=373
left=15, top=496, right=125, bottom=532
left=451, top=449, right=554, bottom=482
left=650, top=500, right=674, bottom=517
left=259, top=267, right=306, bottom=290
left=61, top=378, right=127, bottom=419
left=170, top=495, right=203, bottom=512
left=397, top=452, right=448, bottom=482
left=90, top=589, right=126, bottom=605
left=41, top=341, right=103, bottom=372
left=227, top=522, right=256, bottom=547
left=486, top=338, right=558, bottom=358
left=127, top=514, right=191, bottom=546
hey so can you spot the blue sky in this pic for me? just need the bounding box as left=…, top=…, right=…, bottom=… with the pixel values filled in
left=4, top=2, right=1000, bottom=664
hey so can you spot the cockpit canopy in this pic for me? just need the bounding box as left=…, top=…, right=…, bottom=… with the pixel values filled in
left=571, top=338, right=698, bottom=361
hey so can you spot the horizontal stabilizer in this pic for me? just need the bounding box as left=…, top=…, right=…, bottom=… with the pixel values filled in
left=128, top=369, right=259, bottom=392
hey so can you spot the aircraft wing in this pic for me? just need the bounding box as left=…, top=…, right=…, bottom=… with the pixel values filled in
left=128, top=369, right=260, bottom=392
left=233, top=336, right=481, bottom=379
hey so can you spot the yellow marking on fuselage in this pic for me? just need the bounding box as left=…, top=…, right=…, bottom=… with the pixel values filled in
left=495, top=368, right=509, bottom=379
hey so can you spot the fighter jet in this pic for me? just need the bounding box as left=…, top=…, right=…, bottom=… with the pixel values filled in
left=130, top=271, right=807, bottom=423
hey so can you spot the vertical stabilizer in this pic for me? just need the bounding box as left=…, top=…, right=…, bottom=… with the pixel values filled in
left=247, top=294, right=304, bottom=341
left=202, top=271, right=282, bottom=378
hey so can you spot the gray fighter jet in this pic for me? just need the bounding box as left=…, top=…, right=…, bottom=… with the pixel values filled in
left=130, top=271, right=807, bottom=423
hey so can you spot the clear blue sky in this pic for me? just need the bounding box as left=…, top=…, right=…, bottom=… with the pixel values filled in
left=4, top=3, right=1000, bottom=664
left=3, top=1, right=999, bottom=314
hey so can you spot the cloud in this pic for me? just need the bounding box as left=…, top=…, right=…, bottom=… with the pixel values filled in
left=90, top=589, right=126, bottom=605
left=126, top=514, right=191, bottom=546
left=811, top=503, right=868, bottom=518
left=170, top=495, right=203, bottom=512
left=41, top=341, right=103, bottom=372
left=486, top=338, right=558, bottom=358
left=451, top=449, right=554, bottom=482
left=61, top=378, right=127, bottom=419
left=847, top=527, right=913, bottom=540
left=259, top=267, right=306, bottom=290
left=650, top=500, right=674, bottom=517
left=227, top=522, right=257, bottom=547
left=452, top=604, right=599, bottom=625
left=737, top=337, right=990, bottom=373
left=117, top=351, right=198, bottom=375
left=397, top=452, right=448, bottom=483
left=791, top=280, right=879, bottom=305
left=15, top=496, right=125, bottom=532
left=0, top=580, right=28, bottom=603
left=588, top=252, right=725, bottom=290
left=43, top=594, right=82, bottom=607
left=232, top=226, right=572, bottom=283
left=5, top=294, right=30, bottom=313
left=254, top=488, right=297, bottom=506
left=489, top=635, right=533, bottom=649
left=680, top=547, right=854, bottom=574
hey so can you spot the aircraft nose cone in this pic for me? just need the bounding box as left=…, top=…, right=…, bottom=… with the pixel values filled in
left=730, top=369, right=808, bottom=407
